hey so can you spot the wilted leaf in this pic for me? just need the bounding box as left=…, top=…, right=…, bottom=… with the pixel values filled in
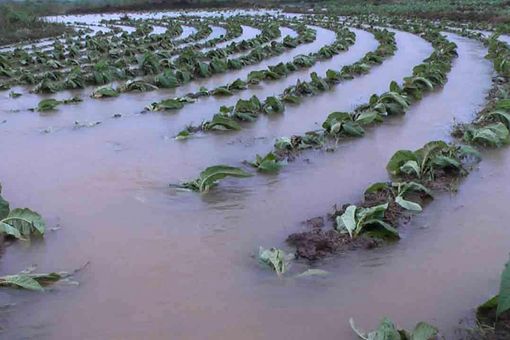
left=37, top=99, right=61, bottom=112
left=175, top=130, right=191, bottom=140
left=295, top=269, right=329, bottom=278
left=204, top=114, right=241, bottom=131
left=249, top=152, right=283, bottom=173
left=1, top=208, right=45, bottom=237
left=336, top=205, right=357, bottom=237
left=465, top=123, right=510, bottom=147
left=198, top=165, right=252, bottom=192
left=410, top=322, right=438, bottom=340
left=400, top=160, right=421, bottom=177
left=0, top=275, right=43, bottom=291
left=146, top=98, right=184, bottom=111
left=91, top=86, right=119, bottom=98
left=258, top=247, right=292, bottom=275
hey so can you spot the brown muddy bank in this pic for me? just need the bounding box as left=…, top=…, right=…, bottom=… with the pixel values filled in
left=286, top=170, right=460, bottom=262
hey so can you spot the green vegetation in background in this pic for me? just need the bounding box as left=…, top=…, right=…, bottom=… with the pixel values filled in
left=4, top=0, right=252, bottom=16
left=1, top=0, right=510, bottom=46
left=284, top=0, right=510, bottom=24
left=0, top=3, right=72, bottom=45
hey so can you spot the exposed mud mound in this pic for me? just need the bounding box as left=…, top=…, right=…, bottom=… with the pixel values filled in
left=469, top=310, right=510, bottom=340
left=287, top=227, right=379, bottom=261
left=288, top=182, right=437, bottom=261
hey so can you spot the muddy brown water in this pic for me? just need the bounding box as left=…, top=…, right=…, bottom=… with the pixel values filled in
left=0, top=11, right=500, bottom=339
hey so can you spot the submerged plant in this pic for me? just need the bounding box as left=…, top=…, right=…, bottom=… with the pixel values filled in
left=146, top=97, right=194, bottom=111
left=477, top=258, right=510, bottom=322
left=154, top=70, right=179, bottom=88
left=32, top=79, right=59, bottom=94
left=258, top=247, right=293, bottom=276
left=61, top=96, right=82, bottom=105
left=322, top=111, right=367, bottom=137
left=350, top=317, right=438, bottom=340
left=211, top=86, right=233, bottom=96
left=263, top=96, right=285, bottom=114
left=91, top=86, right=119, bottom=99
left=174, top=165, right=252, bottom=193
left=37, top=98, right=61, bottom=112
left=0, top=271, right=63, bottom=291
left=0, top=262, right=88, bottom=291
left=370, top=89, right=410, bottom=116
left=386, top=141, right=480, bottom=180
left=234, top=95, right=262, bottom=115
left=248, top=152, right=284, bottom=173
left=274, top=132, right=325, bottom=152
left=203, top=114, right=241, bottom=131
left=9, top=91, right=21, bottom=98
left=120, top=80, right=159, bottom=93
left=0, top=184, right=45, bottom=240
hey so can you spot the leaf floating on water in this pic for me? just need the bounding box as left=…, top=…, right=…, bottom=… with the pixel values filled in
left=61, top=96, right=83, bottom=105
left=175, top=130, right=191, bottom=140
left=0, top=275, right=45, bottom=291
left=248, top=152, right=284, bottom=173
left=9, top=91, right=21, bottom=98
left=0, top=261, right=89, bottom=291
left=50, top=225, right=62, bottom=232
left=74, top=121, right=102, bottom=129
left=41, top=127, right=57, bottom=134
left=175, top=165, right=252, bottom=193
left=37, top=98, right=61, bottom=112
left=295, top=269, right=329, bottom=278
left=0, top=208, right=45, bottom=239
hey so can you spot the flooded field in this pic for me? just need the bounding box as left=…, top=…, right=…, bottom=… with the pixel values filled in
left=1, top=9, right=510, bottom=340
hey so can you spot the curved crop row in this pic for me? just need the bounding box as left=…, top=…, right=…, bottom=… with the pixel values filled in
left=144, top=24, right=355, bottom=117
left=88, top=20, right=314, bottom=98
left=175, top=25, right=395, bottom=138
left=261, top=23, right=509, bottom=269
left=0, top=17, right=311, bottom=97
left=0, top=16, right=258, bottom=91
left=256, top=27, right=456, bottom=166
left=285, top=39, right=509, bottom=265
left=1, top=17, right=185, bottom=70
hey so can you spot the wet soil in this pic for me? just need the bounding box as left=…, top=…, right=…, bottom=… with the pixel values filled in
left=467, top=309, right=510, bottom=340
left=286, top=215, right=380, bottom=261
left=286, top=157, right=463, bottom=262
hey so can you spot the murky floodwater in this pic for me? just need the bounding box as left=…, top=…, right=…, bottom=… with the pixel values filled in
left=0, top=11, right=501, bottom=339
